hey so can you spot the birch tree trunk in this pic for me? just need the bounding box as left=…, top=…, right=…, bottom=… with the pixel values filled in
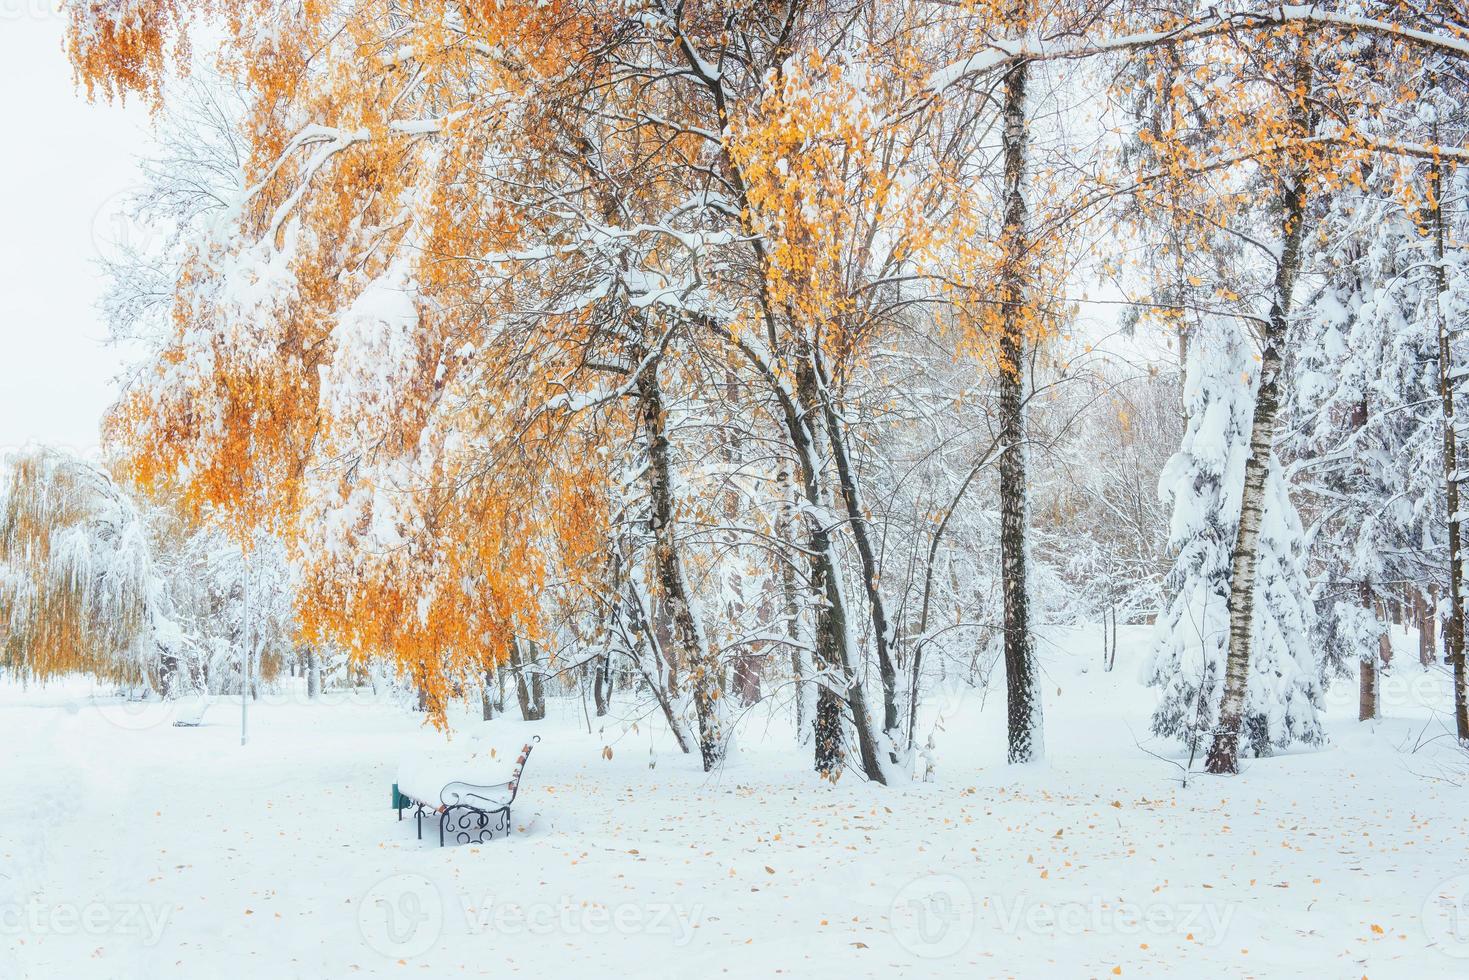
left=778, top=469, right=811, bottom=745
left=998, top=56, right=1043, bottom=764
left=1203, top=157, right=1311, bottom=774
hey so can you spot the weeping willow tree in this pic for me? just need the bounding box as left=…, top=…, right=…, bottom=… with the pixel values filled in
left=0, top=446, right=178, bottom=689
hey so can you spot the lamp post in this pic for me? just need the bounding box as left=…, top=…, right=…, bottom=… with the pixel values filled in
left=241, top=544, right=250, bottom=747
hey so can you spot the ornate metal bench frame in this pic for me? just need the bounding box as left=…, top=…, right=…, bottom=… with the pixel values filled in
left=397, top=736, right=539, bottom=846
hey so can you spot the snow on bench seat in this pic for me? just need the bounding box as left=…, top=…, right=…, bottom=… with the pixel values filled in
left=171, top=695, right=213, bottom=727
left=395, top=736, right=526, bottom=807
left=395, top=734, right=540, bottom=846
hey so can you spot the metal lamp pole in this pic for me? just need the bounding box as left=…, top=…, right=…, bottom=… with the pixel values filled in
left=241, top=544, right=251, bottom=747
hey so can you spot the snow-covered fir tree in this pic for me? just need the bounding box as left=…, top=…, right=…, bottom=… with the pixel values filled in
left=1145, top=317, right=1326, bottom=757
left=1285, top=186, right=1453, bottom=714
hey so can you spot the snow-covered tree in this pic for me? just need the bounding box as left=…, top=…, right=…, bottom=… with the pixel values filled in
left=1145, top=318, right=1325, bottom=758
left=1037, top=367, right=1180, bottom=638
left=161, top=517, right=298, bottom=696
left=1285, top=187, right=1453, bottom=718
left=0, top=447, right=188, bottom=693
left=0, top=446, right=312, bottom=700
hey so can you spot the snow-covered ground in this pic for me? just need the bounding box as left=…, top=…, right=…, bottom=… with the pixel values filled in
left=3, top=625, right=1467, bottom=979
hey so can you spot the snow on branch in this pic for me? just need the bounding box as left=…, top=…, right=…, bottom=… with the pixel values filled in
left=931, top=5, right=1469, bottom=94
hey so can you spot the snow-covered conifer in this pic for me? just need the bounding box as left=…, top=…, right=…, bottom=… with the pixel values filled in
left=1146, top=318, right=1325, bottom=757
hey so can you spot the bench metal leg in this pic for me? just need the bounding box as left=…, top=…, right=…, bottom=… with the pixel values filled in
left=436, top=805, right=513, bottom=846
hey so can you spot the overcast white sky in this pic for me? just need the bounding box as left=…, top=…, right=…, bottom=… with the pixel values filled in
left=1, top=9, right=149, bottom=456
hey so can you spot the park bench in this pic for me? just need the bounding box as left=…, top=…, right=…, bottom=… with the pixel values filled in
left=171, top=694, right=212, bottom=727
left=395, top=735, right=540, bottom=846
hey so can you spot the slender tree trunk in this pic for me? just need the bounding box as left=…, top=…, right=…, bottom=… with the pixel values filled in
left=785, top=571, right=809, bottom=744
left=510, top=643, right=529, bottom=717
left=777, top=470, right=811, bottom=745
left=1422, top=586, right=1438, bottom=667
left=1378, top=600, right=1394, bottom=670
left=676, top=21, right=885, bottom=780
left=1359, top=583, right=1379, bottom=722
left=306, top=648, right=321, bottom=699
left=1108, top=605, right=1119, bottom=672
left=702, top=317, right=889, bottom=779
left=507, top=639, right=540, bottom=721
left=907, top=452, right=989, bottom=748
left=997, top=56, right=1042, bottom=764
left=1346, top=397, right=1381, bottom=723
left=593, top=651, right=611, bottom=717
left=812, top=506, right=853, bottom=779
left=636, top=358, right=724, bottom=771
left=813, top=356, right=900, bottom=741
left=682, top=28, right=886, bottom=779
left=1204, top=104, right=1312, bottom=773
left=159, top=653, right=181, bottom=699
left=482, top=668, right=496, bottom=721
left=721, top=368, right=762, bottom=707
left=522, top=637, right=546, bottom=719
left=622, top=554, right=695, bottom=754
left=810, top=558, right=852, bottom=779
left=653, top=599, right=681, bottom=699
left=594, top=549, right=615, bottom=717
left=733, top=656, right=761, bottom=705
left=1430, top=160, right=1469, bottom=740
left=530, top=667, right=546, bottom=719
left=791, top=359, right=888, bottom=782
